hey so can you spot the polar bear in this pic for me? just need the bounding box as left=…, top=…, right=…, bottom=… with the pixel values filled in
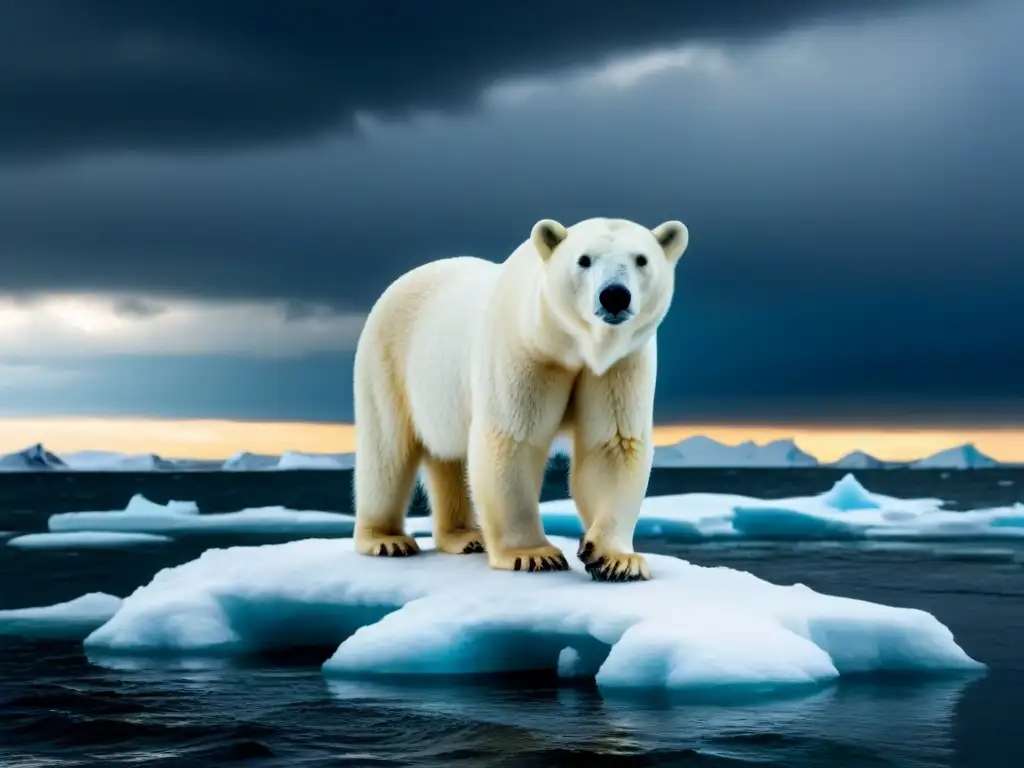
left=352, top=216, right=688, bottom=581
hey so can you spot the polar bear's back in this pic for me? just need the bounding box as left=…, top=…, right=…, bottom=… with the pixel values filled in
left=356, top=256, right=501, bottom=460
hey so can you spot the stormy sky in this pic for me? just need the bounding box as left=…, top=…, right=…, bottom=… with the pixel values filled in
left=0, top=0, right=1020, bottom=426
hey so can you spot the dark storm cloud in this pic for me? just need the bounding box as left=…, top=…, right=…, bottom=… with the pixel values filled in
left=0, top=0, right=947, bottom=162
left=0, top=0, right=1019, bottom=426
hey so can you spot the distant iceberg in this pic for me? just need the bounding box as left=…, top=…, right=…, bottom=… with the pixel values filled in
left=833, top=450, right=886, bottom=469
left=275, top=450, right=354, bottom=470
left=0, top=436, right=1006, bottom=471
left=0, top=443, right=67, bottom=471
left=63, top=450, right=178, bottom=472
left=222, top=451, right=280, bottom=471
left=910, top=443, right=999, bottom=470
left=652, top=436, right=819, bottom=468
left=81, top=536, right=981, bottom=694
left=221, top=450, right=354, bottom=471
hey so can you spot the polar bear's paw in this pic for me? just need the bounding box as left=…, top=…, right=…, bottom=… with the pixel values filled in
left=435, top=528, right=487, bottom=555
left=577, top=538, right=651, bottom=582
left=355, top=533, right=421, bottom=558
left=489, top=544, right=570, bottom=573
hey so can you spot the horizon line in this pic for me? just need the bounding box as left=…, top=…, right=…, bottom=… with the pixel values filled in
left=0, top=416, right=1022, bottom=463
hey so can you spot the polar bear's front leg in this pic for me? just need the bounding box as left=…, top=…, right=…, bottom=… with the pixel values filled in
left=570, top=350, right=656, bottom=582
left=468, top=426, right=570, bottom=573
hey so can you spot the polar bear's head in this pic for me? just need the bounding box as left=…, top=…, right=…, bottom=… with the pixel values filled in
left=531, top=217, right=688, bottom=363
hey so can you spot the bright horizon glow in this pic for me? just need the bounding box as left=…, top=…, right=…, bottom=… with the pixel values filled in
left=0, top=417, right=1021, bottom=463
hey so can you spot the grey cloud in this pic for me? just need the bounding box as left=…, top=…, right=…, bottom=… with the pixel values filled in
left=0, top=0, right=950, bottom=163
left=112, top=296, right=167, bottom=318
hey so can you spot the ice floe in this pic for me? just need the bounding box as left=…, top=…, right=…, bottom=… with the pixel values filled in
left=0, top=593, right=123, bottom=640
left=81, top=535, right=981, bottom=694
left=6, top=531, right=172, bottom=549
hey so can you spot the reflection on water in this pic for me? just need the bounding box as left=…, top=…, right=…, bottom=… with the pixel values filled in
left=324, top=674, right=978, bottom=764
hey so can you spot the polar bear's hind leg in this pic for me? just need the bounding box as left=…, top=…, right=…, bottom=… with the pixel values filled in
left=422, top=455, right=486, bottom=554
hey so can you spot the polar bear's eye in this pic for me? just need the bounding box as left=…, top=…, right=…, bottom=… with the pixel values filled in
left=635, top=255, right=648, bottom=268
left=577, top=255, right=592, bottom=268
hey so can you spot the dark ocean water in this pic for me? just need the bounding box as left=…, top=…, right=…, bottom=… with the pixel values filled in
left=1, top=469, right=1022, bottom=767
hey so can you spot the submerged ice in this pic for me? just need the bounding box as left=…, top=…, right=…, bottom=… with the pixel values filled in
left=82, top=535, right=981, bottom=693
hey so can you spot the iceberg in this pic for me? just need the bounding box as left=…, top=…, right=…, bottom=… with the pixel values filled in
left=833, top=450, right=887, bottom=469
left=910, top=443, right=999, bottom=470
left=82, top=536, right=980, bottom=693
left=62, top=450, right=178, bottom=472
left=0, top=593, right=123, bottom=640
left=0, top=443, right=67, bottom=471
left=6, top=531, right=172, bottom=549
left=49, top=494, right=357, bottom=537
left=222, top=451, right=279, bottom=471
left=653, top=436, right=819, bottom=468
left=275, top=450, right=353, bottom=470
left=223, top=450, right=354, bottom=470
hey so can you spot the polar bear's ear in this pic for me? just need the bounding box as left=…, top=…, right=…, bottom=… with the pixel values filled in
left=531, top=219, right=568, bottom=261
left=652, top=221, right=689, bottom=264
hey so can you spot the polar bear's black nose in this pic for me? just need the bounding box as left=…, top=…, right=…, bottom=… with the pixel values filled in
left=599, top=284, right=632, bottom=315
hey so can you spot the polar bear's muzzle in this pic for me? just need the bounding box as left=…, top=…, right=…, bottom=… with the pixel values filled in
left=596, top=283, right=633, bottom=325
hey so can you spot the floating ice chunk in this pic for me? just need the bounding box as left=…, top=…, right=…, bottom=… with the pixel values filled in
left=49, top=494, right=356, bottom=537
left=0, top=593, right=123, bottom=640
left=7, top=531, right=172, bottom=549
left=539, top=475, right=1024, bottom=542
left=83, top=536, right=981, bottom=694
left=820, top=474, right=882, bottom=511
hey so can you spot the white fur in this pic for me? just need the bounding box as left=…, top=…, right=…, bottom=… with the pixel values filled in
left=353, top=217, right=688, bottom=578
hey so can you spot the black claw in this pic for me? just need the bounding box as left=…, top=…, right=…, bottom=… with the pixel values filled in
left=403, top=543, right=416, bottom=556
left=528, top=557, right=538, bottom=572
left=462, top=541, right=484, bottom=554
left=577, top=539, right=595, bottom=562
left=514, top=557, right=522, bottom=571
left=378, top=543, right=388, bottom=556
